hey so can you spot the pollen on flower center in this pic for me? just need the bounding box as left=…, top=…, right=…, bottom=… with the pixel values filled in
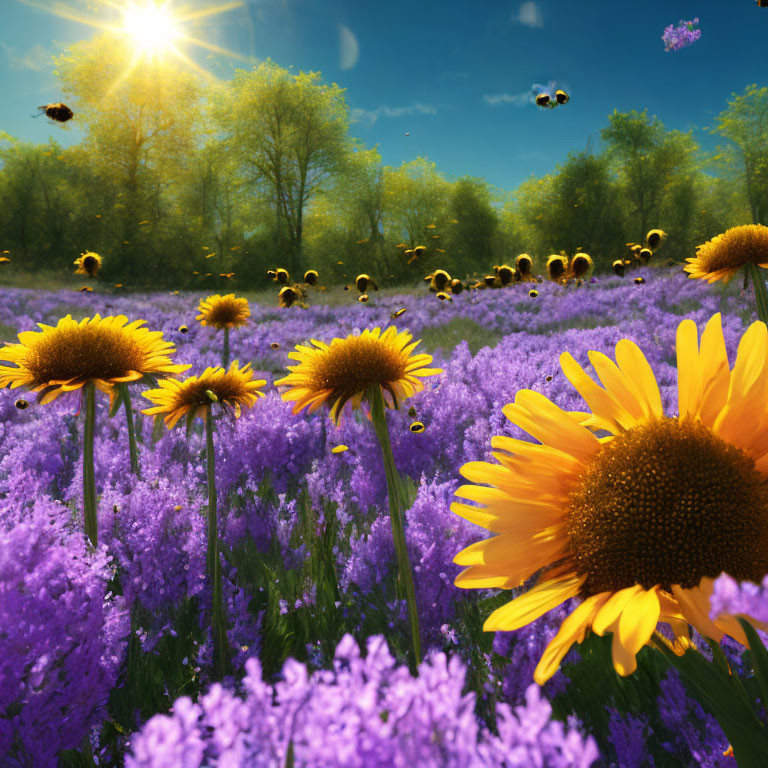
left=563, top=417, right=768, bottom=596
left=28, top=325, right=145, bottom=383
left=309, top=336, right=408, bottom=395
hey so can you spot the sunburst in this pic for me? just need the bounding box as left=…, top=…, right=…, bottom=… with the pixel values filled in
left=13, top=0, right=251, bottom=80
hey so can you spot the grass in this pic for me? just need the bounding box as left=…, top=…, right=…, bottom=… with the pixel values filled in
left=417, top=317, right=504, bottom=356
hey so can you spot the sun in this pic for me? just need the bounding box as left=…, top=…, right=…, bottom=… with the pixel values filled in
left=121, top=2, right=181, bottom=55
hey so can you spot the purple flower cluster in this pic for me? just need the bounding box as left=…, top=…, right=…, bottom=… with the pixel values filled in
left=709, top=572, right=768, bottom=627
left=662, top=18, right=701, bottom=52
left=127, top=633, right=599, bottom=768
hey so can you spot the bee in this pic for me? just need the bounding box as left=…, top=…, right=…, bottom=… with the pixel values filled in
left=304, top=269, right=319, bottom=286
left=544, top=374, right=553, bottom=383
left=220, top=273, right=235, bottom=279
left=412, top=245, right=427, bottom=259
left=484, top=273, right=499, bottom=288
left=205, top=253, right=215, bottom=259
left=638, top=248, right=653, bottom=265
left=354, top=274, right=378, bottom=293
left=273, top=268, right=290, bottom=284
left=409, top=421, right=425, bottom=433
left=449, top=278, right=464, bottom=294
left=270, top=342, right=281, bottom=350
left=0, top=257, right=10, bottom=265
left=634, top=277, right=646, bottom=285
left=113, top=283, right=123, bottom=289
left=545, top=254, right=568, bottom=284
left=427, top=269, right=451, bottom=292
left=515, top=254, right=534, bottom=281
left=555, top=89, right=569, bottom=105
left=358, top=293, right=369, bottom=303
left=278, top=286, right=299, bottom=308
left=645, top=229, right=667, bottom=252
left=528, top=288, right=539, bottom=298
left=407, top=406, right=418, bottom=418
left=1, top=250, right=9, bottom=254
left=331, top=444, right=349, bottom=454
left=74, top=251, right=102, bottom=278
left=36, top=102, right=73, bottom=123
left=15, top=399, right=29, bottom=410
left=395, top=243, right=407, bottom=249
left=436, top=291, right=452, bottom=301
left=79, top=285, right=93, bottom=292
left=496, top=264, right=515, bottom=286
left=535, top=92, right=551, bottom=108
left=612, top=259, right=626, bottom=277
left=568, top=253, right=593, bottom=281
left=391, top=308, right=407, bottom=319
left=138, top=220, right=150, bottom=226
left=178, top=324, right=189, bottom=333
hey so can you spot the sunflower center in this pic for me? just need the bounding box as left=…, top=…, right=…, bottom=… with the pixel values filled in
left=310, top=337, right=408, bottom=402
left=697, top=224, right=768, bottom=272
left=28, top=325, right=147, bottom=384
left=563, top=417, right=768, bottom=596
left=177, top=373, right=249, bottom=408
left=203, top=298, right=247, bottom=328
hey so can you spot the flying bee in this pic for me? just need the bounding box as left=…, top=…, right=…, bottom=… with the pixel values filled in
left=15, top=399, right=29, bottom=410
left=436, top=291, right=452, bottom=301
left=408, top=245, right=427, bottom=265
left=409, top=421, right=425, bottom=433
left=358, top=294, right=369, bottom=303
left=612, top=259, right=626, bottom=277
left=178, top=325, right=189, bottom=333
left=273, top=268, right=290, bottom=284
left=634, top=277, right=646, bottom=285
left=568, top=253, right=593, bottom=281
left=646, top=229, right=667, bottom=252
left=79, top=285, right=93, bottom=293
left=354, top=274, right=378, bottom=293
left=484, top=274, right=499, bottom=288
left=74, top=251, right=102, bottom=278
left=36, top=102, right=73, bottom=123
left=0, top=257, right=10, bottom=265
left=449, top=278, right=464, bottom=294
left=638, top=248, right=653, bottom=265
left=533, top=81, right=569, bottom=110
left=535, top=92, right=551, bottom=108
left=555, top=89, right=569, bottom=105
left=278, top=286, right=300, bottom=308
left=113, top=283, right=123, bottom=289
left=496, top=264, right=515, bottom=286
left=427, top=269, right=451, bottom=292
left=544, top=374, right=553, bottom=383
left=270, top=342, right=281, bottom=350
left=529, top=288, right=539, bottom=298
left=391, top=308, right=407, bottom=319
left=515, top=254, right=534, bottom=281
left=304, top=269, right=319, bottom=286
left=546, top=254, right=568, bottom=284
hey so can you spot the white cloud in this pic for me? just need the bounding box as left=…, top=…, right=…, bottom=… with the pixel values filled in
left=514, top=1, right=543, bottom=28
left=483, top=91, right=532, bottom=107
left=1, top=42, right=50, bottom=71
left=351, top=103, right=437, bottom=126
left=338, top=24, right=359, bottom=70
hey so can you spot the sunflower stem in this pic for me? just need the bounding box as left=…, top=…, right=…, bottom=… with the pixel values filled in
left=222, top=327, right=230, bottom=369
left=205, top=408, right=229, bottom=680
left=119, top=383, right=140, bottom=478
left=83, top=380, right=97, bottom=547
left=747, top=263, right=768, bottom=326
left=367, top=384, right=421, bottom=669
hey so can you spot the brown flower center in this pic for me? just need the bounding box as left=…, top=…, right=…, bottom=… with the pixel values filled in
left=27, top=325, right=146, bottom=384
left=203, top=298, right=247, bottom=327
left=310, top=337, right=408, bottom=403
left=697, top=225, right=768, bottom=272
left=176, top=373, right=249, bottom=408
left=563, top=417, right=768, bottom=596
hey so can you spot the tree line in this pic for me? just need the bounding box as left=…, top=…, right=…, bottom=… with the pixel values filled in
left=0, top=30, right=766, bottom=290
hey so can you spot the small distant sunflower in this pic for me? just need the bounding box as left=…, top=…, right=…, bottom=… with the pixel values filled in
left=142, top=362, right=266, bottom=428
left=685, top=225, right=768, bottom=284
left=196, top=294, right=250, bottom=330
left=0, top=314, right=189, bottom=404
left=74, top=251, right=102, bottom=278
left=276, top=326, right=442, bottom=425
left=453, top=312, right=768, bottom=684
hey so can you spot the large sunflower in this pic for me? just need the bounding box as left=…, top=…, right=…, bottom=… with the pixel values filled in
left=196, top=294, right=251, bottom=330
left=0, top=314, right=189, bottom=404
left=142, top=361, right=266, bottom=428
left=684, top=224, right=768, bottom=284
left=453, top=312, right=768, bottom=684
left=275, top=326, right=442, bottom=425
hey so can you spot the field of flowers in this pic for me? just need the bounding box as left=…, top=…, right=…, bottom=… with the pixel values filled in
left=1, top=267, right=767, bottom=767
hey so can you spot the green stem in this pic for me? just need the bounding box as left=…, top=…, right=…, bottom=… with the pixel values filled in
left=83, top=380, right=97, bottom=547
left=205, top=409, right=228, bottom=680
left=120, top=383, right=140, bottom=477
left=367, top=384, right=421, bottom=668
left=222, top=326, right=230, bottom=369
left=747, top=263, right=768, bottom=326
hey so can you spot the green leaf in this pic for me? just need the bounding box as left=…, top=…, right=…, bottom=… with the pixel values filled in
left=152, top=414, right=165, bottom=442
left=737, top=616, right=768, bottom=713
left=185, top=408, right=198, bottom=439
left=108, top=386, right=124, bottom=418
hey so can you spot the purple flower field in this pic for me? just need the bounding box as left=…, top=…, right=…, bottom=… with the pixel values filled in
left=0, top=268, right=761, bottom=766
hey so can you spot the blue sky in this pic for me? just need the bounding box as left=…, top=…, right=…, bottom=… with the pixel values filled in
left=1, top=0, right=765, bottom=192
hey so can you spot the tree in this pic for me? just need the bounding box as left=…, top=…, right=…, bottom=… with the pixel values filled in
left=215, top=61, right=351, bottom=275
left=713, top=84, right=768, bottom=224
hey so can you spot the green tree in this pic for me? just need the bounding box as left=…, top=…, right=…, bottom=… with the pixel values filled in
left=713, top=84, right=768, bottom=224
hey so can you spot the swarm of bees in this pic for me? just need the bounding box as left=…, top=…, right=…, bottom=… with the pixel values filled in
left=36, top=102, right=73, bottom=123
left=618, top=229, right=668, bottom=277
left=268, top=268, right=291, bottom=285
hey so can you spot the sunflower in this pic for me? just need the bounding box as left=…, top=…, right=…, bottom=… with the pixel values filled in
left=74, top=251, right=102, bottom=278
left=196, top=294, right=250, bottom=330
left=0, top=314, right=189, bottom=404
left=453, top=312, right=768, bottom=684
left=142, top=361, right=266, bottom=428
left=685, top=224, right=768, bottom=284
left=275, top=326, right=442, bottom=425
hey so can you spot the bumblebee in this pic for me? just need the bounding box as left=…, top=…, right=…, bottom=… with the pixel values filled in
left=529, top=288, right=539, bottom=298
left=74, top=251, right=102, bottom=278
left=391, top=308, right=407, bottom=319
left=358, top=293, right=369, bottom=303
left=304, top=269, right=319, bottom=286
left=270, top=342, right=281, bottom=349
left=484, top=273, right=499, bottom=288
left=37, top=102, right=73, bottom=123
left=555, top=89, right=569, bottom=105
left=612, top=259, right=626, bottom=277
left=645, top=229, right=667, bottom=252
left=515, top=253, right=535, bottom=281
left=436, top=291, right=452, bottom=301
left=79, top=285, right=93, bottom=293
left=427, top=269, right=451, bottom=292
left=568, top=253, right=593, bottom=281
left=0, top=257, right=10, bottom=265
left=638, top=247, right=653, bottom=265
left=496, top=264, right=515, bottom=286
left=178, top=324, right=189, bottom=333
left=278, top=286, right=299, bottom=308
left=634, top=277, right=646, bottom=285
left=535, top=93, right=551, bottom=108
left=545, top=254, right=568, bottom=284
left=15, top=399, right=29, bottom=410
left=354, top=274, right=378, bottom=293
left=409, top=421, right=425, bottom=433
left=544, top=375, right=553, bottom=383
left=449, top=278, right=464, bottom=295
